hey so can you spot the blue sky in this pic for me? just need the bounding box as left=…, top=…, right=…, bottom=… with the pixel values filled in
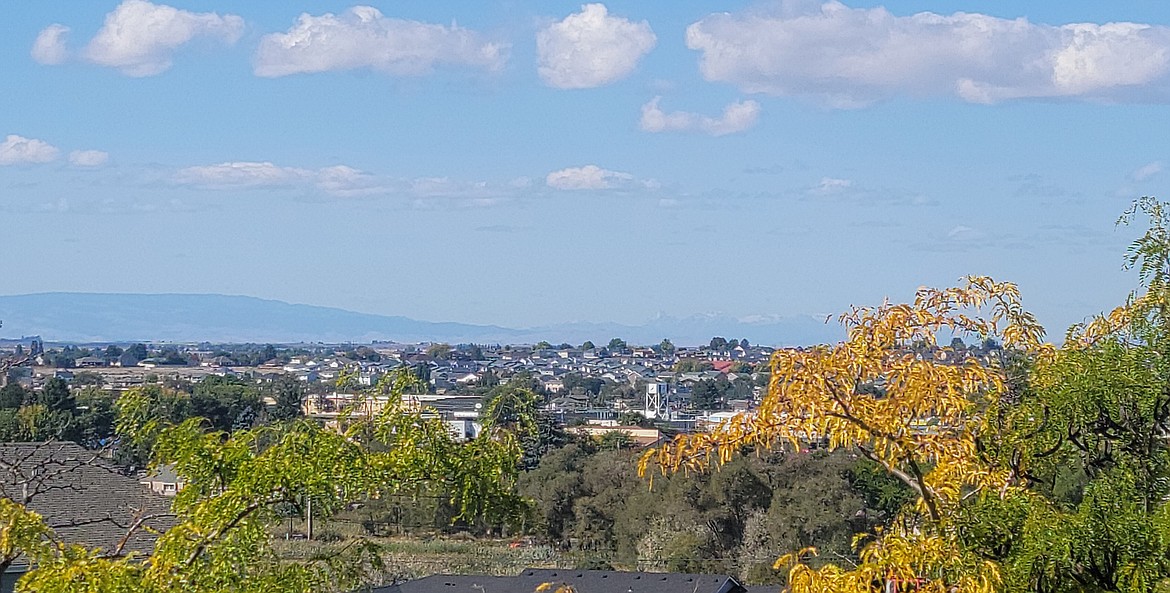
left=2, top=1, right=1169, bottom=335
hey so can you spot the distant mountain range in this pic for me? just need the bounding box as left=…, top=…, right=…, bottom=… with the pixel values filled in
left=0, top=293, right=842, bottom=346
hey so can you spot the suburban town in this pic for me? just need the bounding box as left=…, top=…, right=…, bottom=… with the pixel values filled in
left=0, top=335, right=1001, bottom=442
left=1, top=337, right=775, bottom=442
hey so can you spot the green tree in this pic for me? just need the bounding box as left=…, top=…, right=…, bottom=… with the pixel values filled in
left=659, top=339, right=675, bottom=355
left=520, top=441, right=906, bottom=581
left=425, top=343, right=453, bottom=360
left=674, top=358, right=714, bottom=372
left=36, top=378, right=75, bottom=413
left=957, top=197, right=1170, bottom=592
left=112, top=384, right=191, bottom=469
left=126, top=343, right=148, bottom=363
left=736, top=451, right=896, bottom=584
left=4, top=374, right=525, bottom=593
left=518, top=443, right=596, bottom=546
left=597, top=430, right=635, bottom=451
left=483, top=385, right=540, bottom=435
left=73, top=387, right=117, bottom=448
left=728, top=361, right=754, bottom=374
left=72, top=371, right=105, bottom=387
left=580, top=340, right=595, bottom=350
left=709, top=336, right=728, bottom=350
left=0, top=384, right=27, bottom=410
left=563, top=374, right=604, bottom=398
left=410, top=363, right=431, bottom=391
left=607, top=338, right=627, bottom=351
left=482, top=385, right=566, bottom=470
left=190, top=375, right=260, bottom=432
left=157, top=347, right=187, bottom=365
left=617, top=411, right=652, bottom=427
left=267, top=374, right=305, bottom=422
left=479, top=368, right=500, bottom=388
left=690, top=378, right=727, bottom=411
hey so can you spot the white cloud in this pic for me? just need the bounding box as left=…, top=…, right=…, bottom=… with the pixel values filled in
left=254, top=6, right=507, bottom=77
left=947, top=225, right=984, bottom=241
left=76, top=0, right=243, bottom=76
left=639, top=97, right=760, bottom=136
left=173, top=161, right=513, bottom=200
left=176, top=161, right=400, bottom=196
left=546, top=164, right=635, bottom=190
left=537, top=4, right=656, bottom=89
left=1132, top=161, right=1164, bottom=181
left=31, top=24, right=70, bottom=65
left=68, top=150, right=110, bottom=167
left=0, top=135, right=60, bottom=165
left=686, top=2, right=1170, bottom=106
left=177, top=159, right=657, bottom=200
left=810, top=177, right=853, bottom=195
left=315, top=165, right=389, bottom=197
left=174, top=162, right=312, bottom=189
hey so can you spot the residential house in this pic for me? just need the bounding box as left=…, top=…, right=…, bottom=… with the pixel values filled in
left=74, top=356, right=106, bottom=368
left=140, top=464, right=184, bottom=497
left=0, top=442, right=174, bottom=592
left=201, top=355, right=235, bottom=367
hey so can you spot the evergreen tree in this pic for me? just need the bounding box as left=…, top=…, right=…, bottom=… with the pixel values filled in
left=36, top=378, right=74, bottom=413
left=0, top=384, right=26, bottom=409
left=268, top=375, right=304, bottom=422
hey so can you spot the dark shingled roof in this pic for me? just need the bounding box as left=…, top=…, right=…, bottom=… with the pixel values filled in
left=0, top=442, right=174, bottom=560
left=372, top=568, right=754, bottom=593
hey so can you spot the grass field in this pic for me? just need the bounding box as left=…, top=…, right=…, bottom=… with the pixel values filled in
left=272, top=518, right=573, bottom=587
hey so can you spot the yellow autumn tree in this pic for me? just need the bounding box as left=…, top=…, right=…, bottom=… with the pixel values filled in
left=640, top=276, right=1051, bottom=593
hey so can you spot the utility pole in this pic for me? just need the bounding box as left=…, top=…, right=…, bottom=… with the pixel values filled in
left=306, top=495, right=313, bottom=541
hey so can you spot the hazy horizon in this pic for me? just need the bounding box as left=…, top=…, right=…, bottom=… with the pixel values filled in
left=0, top=292, right=845, bottom=345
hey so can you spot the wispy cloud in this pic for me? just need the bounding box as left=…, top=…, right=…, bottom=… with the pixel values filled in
left=545, top=164, right=658, bottom=191
left=68, top=150, right=110, bottom=168
left=174, top=161, right=312, bottom=189
left=910, top=222, right=1116, bottom=253
left=475, top=224, right=533, bottom=234
left=30, top=24, right=70, bottom=65
left=173, top=160, right=531, bottom=202
left=809, top=177, right=853, bottom=195
left=946, top=225, right=984, bottom=241
left=1132, top=161, right=1164, bottom=181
